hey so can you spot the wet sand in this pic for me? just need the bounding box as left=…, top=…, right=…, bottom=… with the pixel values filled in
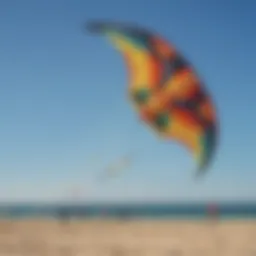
left=0, top=219, right=255, bottom=255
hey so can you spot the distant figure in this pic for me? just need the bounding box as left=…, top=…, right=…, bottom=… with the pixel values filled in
left=58, top=207, right=70, bottom=225
left=207, top=203, right=219, bottom=222
left=118, top=209, right=131, bottom=222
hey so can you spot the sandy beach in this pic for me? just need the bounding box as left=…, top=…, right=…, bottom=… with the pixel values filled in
left=0, top=219, right=255, bottom=255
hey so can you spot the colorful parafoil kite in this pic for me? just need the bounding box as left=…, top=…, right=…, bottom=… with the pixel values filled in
left=86, top=21, right=218, bottom=175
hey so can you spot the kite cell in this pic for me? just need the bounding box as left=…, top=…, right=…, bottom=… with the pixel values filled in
left=86, top=21, right=218, bottom=175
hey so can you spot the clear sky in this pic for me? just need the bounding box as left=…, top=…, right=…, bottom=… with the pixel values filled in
left=0, top=0, right=255, bottom=203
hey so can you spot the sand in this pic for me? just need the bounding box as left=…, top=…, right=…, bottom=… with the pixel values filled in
left=0, top=218, right=255, bottom=255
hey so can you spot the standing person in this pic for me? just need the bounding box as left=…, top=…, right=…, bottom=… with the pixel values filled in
left=207, top=202, right=223, bottom=254
left=207, top=203, right=220, bottom=222
left=58, top=207, right=70, bottom=225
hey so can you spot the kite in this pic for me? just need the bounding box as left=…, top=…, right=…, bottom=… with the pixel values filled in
left=86, top=21, right=218, bottom=175
left=99, top=155, right=133, bottom=181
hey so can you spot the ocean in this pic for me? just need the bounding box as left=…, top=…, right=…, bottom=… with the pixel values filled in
left=0, top=202, right=256, bottom=220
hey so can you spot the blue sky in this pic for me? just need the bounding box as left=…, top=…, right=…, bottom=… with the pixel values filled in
left=0, top=0, right=255, bottom=202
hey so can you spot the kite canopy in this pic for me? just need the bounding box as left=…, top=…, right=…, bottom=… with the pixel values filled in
left=86, top=20, right=218, bottom=174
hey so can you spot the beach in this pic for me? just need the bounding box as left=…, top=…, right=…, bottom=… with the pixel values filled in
left=0, top=219, right=255, bottom=255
